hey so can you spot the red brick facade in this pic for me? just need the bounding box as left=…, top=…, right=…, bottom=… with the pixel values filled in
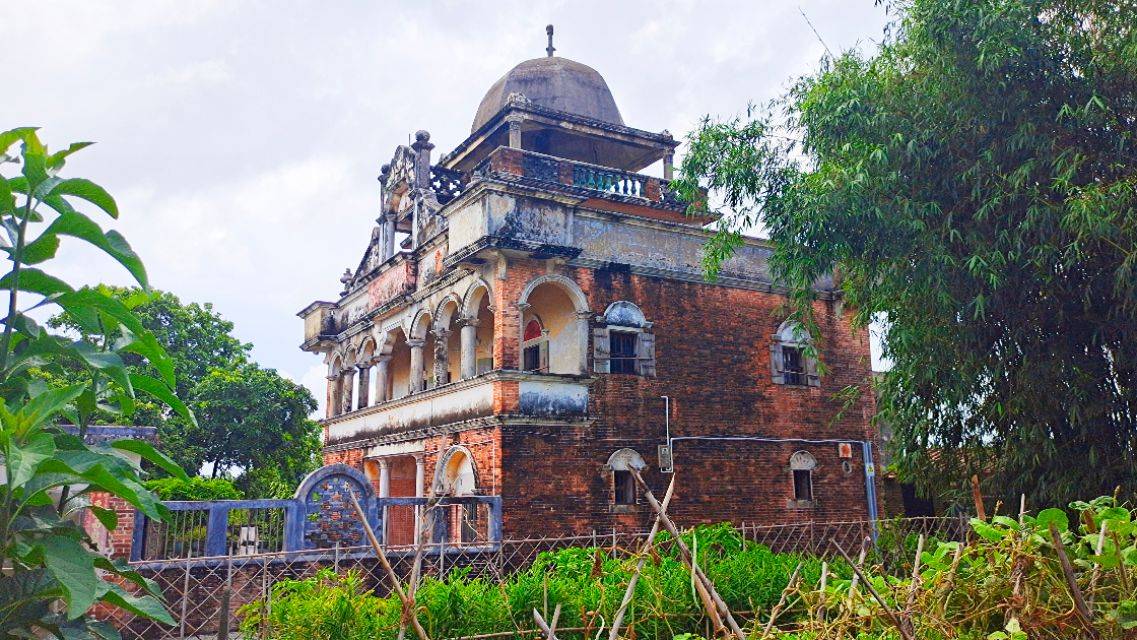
left=323, top=257, right=879, bottom=538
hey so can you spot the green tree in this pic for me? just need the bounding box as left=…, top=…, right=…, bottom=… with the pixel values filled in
left=1, top=128, right=188, bottom=636
left=51, top=287, right=250, bottom=399
left=47, top=288, right=319, bottom=492
left=189, top=364, right=319, bottom=497
left=673, top=0, right=1137, bottom=508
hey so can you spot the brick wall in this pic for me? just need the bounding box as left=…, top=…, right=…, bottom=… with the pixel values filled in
left=499, top=262, right=879, bottom=536
left=323, top=258, right=879, bottom=539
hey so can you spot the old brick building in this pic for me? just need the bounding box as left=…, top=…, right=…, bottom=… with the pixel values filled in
left=299, top=36, right=881, bottom=539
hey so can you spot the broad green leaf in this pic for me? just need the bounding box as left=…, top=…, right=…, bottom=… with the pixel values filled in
left=45, top=142, right=94, bottom=172
left=0, top=267, right=74, bottom=296
left=72, top=340, right=131, bottom=386
left=0, top=127, right=38, bottom=157
left=40, top=536, right=99, bottom=618
left=111, top=434, right=189, bottom=480
left=1036, top=508, right=1069, bottom=533
left=78, top=464, right=162, bottom=520
left=128, top=373, right=192, bottom=425
left=97, top=582, right=174, bottom=626
left=88, top=505, right=119, bottom=531
left=19, top=232, right=60, bottom=265
left=6, top=430, right=56, bottom=488
left=51, top=177, right=118, bottom=218
left=31, top=211, right=146, bottom=286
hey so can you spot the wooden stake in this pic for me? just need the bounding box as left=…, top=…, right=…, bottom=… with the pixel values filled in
left=831, top=539, right=914, bottom=640
left=608, top=474, right=677, bottom=640
left=349, top=492, right=432, bottom=640
left=1048, top=522, right=1094, bottom=628
left=761, top=562, right=802, bottom=639
left=630, top=470, right=745, bottom=640
left=533, top=608, right=560, bottom=640
left=970, top=475, right=986, bottom=521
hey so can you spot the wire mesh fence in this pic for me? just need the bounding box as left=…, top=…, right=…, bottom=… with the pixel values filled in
left=105, top=516, right=967, bottom=639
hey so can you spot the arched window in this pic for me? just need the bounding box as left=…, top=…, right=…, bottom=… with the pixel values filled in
left=790, top=451, right=817, bottom=503
left=522, top=316, right=548, bottom=372
left=606, top=448, right=646, bottom=506
left=594, top=301, right=656, bottom=376
left=771, top=321, right=819, bottom=387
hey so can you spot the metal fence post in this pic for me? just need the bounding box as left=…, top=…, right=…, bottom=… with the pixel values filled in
left=179, top=556, right=190, bottom=639
left=218, top=554, right=232, bottom=639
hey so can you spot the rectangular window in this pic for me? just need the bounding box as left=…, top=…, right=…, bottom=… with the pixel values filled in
left=793, top=469, right=813, bottom=502
left=610, top=332, right=638, bottom=374
left=613, top=470, right=635, bottom=505
left=782, top=346, right=805, bottom=386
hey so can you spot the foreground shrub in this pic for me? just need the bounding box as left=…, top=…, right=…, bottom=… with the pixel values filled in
left=240, top=523, right=838, bottom=640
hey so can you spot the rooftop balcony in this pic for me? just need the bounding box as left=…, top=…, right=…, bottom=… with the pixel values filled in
left=472, top=147, right=694, bottom=214
left=323, top=369, right=592, bottom=448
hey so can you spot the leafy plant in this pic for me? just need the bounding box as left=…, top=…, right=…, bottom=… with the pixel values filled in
left=0, top=128, right=190, bottom=637
left=673, top=0, right=1137, bottom=509
left=145, top=476, right=242, bottom=501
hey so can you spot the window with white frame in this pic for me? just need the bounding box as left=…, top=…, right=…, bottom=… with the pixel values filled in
left=522, top=317, right=549, bottom=373
left=606, top=448, right=646, bottom=508
left=790, top=450, right=817, bottom=503
left=771, top=321, right=819, bottom=387
left=593, top=301, right=656, bottom=376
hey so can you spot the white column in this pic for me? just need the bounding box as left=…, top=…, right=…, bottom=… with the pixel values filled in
left=356, top=364, right=371, bottom=408
left=413, top=453, right=426, bottom=546
left=373, top=356, right=391, bottom=403
left=575, top=311, right=592, bottom=375
left=326, top=375, right=339, bottom=418
left=460, top=317, right=479, bottom=379
left=414, top=454, right=426, bottom=498
left=433, top=327, right=450, bottom=385
left=378, top=459, right=390, bottom=497
left=340, top=369, right=356, bottom=413
left=408, top=339, right=426, bottom=394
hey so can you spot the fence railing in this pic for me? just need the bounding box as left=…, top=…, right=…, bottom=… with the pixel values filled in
left=131, top=495, right=503, bottom=563
left=110, top=516, right=967, bottom=639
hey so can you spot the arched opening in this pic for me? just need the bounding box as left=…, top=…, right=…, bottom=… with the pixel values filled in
left=606, top=448, right=646, bottom=506
left=435, top=298, right=462, bottom=386
left=520, top=278, right=587, bottom=375
left=434, top=447, right=481, bottom=543
left=790, top=450, right=817, bottom=503
left=413, top=312, right=435, bottom=392
left=462, top=280, right=496, bottom=378
left=386, top=327, right=412, bottom=400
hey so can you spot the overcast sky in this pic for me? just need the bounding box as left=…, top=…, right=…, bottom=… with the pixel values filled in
left=2, top=1, right=889, bottom=411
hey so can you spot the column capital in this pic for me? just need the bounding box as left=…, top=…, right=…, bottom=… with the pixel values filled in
left=376, top=458, right=390, bottom=469
left=575, top=310, right=595, bottom=320
left=326, top=375, right=338, bottom=382
left=355, top=362, right=371, bottom=372
left=373, top=354, right=393, bottom=365
left=431, top=326, right=451, bottom=338
left=515, top=302, right=532, bottom=311
left=407, top=338, right=426, bottom=349
left=412, top=452, right=426, bottom=463
left=459, top=315, right=481, bottom=328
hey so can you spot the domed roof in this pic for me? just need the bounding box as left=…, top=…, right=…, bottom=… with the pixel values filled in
left=471, top=56, right=624, bottom=133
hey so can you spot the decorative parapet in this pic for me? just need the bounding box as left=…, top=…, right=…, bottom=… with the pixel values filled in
left=473, top=147, right=697, bottom=215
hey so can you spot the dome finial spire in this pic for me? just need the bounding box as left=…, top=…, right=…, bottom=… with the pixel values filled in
left=545, top=24, right=555, bottom=57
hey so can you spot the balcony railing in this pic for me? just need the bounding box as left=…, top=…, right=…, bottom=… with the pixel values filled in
left=475, top=147, right=689, bottom=212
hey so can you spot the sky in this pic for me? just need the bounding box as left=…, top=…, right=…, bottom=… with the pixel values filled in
left=2, top=1, right=891, bottom=412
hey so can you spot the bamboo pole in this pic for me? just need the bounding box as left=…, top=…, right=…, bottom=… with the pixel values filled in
left=630, top=470, right=745, bottom=640
left=608, top=473, right=677, bottom=640
left=1048, top=522, right=1094, bottom=628
left=348, top=492, right=432, bottom=640
left=831, top=539, right=914, bottom=640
